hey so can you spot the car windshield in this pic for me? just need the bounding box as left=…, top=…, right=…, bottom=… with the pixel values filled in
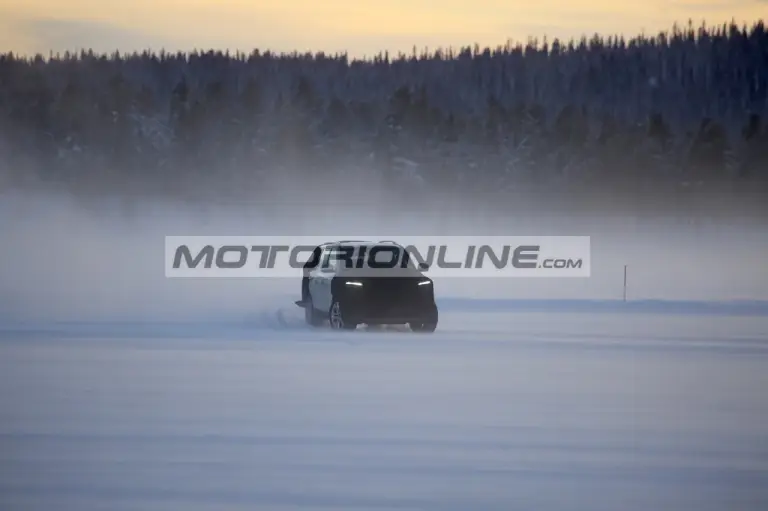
left=334, top=244, right=420, bottom=274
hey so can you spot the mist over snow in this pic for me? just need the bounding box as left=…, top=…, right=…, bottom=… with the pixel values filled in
left=1, top=185, right=766, bottom=323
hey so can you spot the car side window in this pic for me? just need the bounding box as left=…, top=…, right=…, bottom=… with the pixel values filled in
left=319, top=245, right=340, bottom=273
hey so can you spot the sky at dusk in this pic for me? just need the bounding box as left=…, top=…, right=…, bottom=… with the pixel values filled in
left=0, top=0, right=765, bottom=58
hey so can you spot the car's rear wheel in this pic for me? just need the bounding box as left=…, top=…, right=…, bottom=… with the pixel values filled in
left=304, top=294, right=325, bottom=327
left=329, top=299, right=357, bottom=330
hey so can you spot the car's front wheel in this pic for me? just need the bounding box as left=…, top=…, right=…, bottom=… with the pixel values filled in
left=410, top=321, right=437, bottom=333
left=410, top=311, right=438, bottom=333
left=329, top=299, right=357, bottom=330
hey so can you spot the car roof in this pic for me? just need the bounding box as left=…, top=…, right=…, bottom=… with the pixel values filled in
left=327, top=240, right=406, bottom=249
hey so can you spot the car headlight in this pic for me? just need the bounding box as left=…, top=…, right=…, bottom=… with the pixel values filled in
left=345, top=281, right=363, bottom=287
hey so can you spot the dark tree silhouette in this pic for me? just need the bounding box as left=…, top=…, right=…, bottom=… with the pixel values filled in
left=0, top=20, right=765, bottom=205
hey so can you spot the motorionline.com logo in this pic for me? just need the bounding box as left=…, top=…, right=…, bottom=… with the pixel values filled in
left=165, top=236, right=590, bottom=278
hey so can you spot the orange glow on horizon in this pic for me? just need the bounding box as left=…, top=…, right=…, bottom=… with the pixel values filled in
left=0, top=0, right=764, bottom=58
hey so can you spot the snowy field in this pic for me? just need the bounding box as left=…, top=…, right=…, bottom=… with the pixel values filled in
left=1, top=307, right=767, bottom=511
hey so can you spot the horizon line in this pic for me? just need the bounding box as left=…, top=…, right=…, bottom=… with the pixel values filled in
left=2, top=17, right=765, bottom=63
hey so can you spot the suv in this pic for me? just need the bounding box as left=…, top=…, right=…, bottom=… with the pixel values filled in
left=296, top=240, right=438, bottom=332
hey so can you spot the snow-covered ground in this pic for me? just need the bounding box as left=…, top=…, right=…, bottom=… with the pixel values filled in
left=1, top=307, right=767, bottom=511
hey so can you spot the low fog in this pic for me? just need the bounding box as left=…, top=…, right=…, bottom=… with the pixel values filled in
left=1, top=178, right=767, bottom=324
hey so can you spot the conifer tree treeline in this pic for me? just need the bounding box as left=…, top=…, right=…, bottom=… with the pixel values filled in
left=0, top=21, right=766, bottom=200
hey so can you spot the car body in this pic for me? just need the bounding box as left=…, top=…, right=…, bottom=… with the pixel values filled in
left=296, top=240, right=438, bottom=332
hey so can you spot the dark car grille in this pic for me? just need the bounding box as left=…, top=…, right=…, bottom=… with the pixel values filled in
left=363, top=277, right=432, bottom=306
